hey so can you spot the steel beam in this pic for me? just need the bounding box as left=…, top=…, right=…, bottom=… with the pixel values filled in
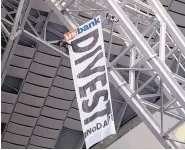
left=146, top=0, right=185, bottom=57
left=47, top=0, right=185, bottom=148
left=105, top=0, right=185, bottom=109
left=23, top=30, right=69, bottom=58
left=163, top=118, right=185, bottom=136
left=46, top=0, right=77, bottom=30
left=1, top=23, right=10, bottom=38
left=109, top=68, right=171, bottom=148
left=1, top=0, right=34, bottom=85
left=140, top=99, right=184, bottom=120
left=1, top=0, right=25, bottom=74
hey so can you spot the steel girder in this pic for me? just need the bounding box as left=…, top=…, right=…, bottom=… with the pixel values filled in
left=46, top=0, right=185, bottom=148
left=3, top=0, right=182, bottom=148
left=101, top=0, right=185, bottom=147
left=1, top=0, right=34, bottom=85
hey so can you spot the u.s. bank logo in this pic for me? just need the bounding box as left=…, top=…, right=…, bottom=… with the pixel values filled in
left=64, top=17, right=100, bottom=41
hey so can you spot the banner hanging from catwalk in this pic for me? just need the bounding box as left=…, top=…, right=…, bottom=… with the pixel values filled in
left=64, top=15, right=116, bottom=148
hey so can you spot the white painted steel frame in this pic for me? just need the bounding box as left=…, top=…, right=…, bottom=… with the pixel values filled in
left=2, top=0, right=185, bottom=148
left=1, top=0, right=34, bottom=84
left=46, top=0, right=185, bottom=148
left=105, top=0, right=185, bottom=147
left=109, top=68, right=172, bottom=148
left=105, top=0, right=185, bottom=107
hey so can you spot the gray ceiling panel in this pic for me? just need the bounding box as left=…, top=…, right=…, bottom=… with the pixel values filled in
left=18, top=93, right=45, bottom=107
left=170, top=1, right=185, bottom=14
left=29, top=135, right=56, bottom=148
left=11, top=56, right=32, bottom=69
left=27, top=144, right=45, bottom=149
left=61, top=56, right=71, bottom=68
left=57, top=66, right=73, bottom=79
left=67, top=108, right=80, bottom=120
left=6, top=122, right=33, bottom=137
left=1, top=103, right=14, bottom=114
left=38, top=44, right=61, bottom=57
left=14, top=103, right=41, bottom=117
left=3, top=132, right=29, bottom=146
left=7, top=66, right=27, bottom=79
left=41, top=106, right=68, bottom=120
left=34, top=52, right=61, bottom=67
left=53, top=76, right=75, bottom=90
left=64, top=118, right=82, bottom=131
left=161, top=0, right=173, bottom=6
left=49, top=86, right=75, bottom=100
left=14, top=45, right=36, bottom=58
left=30, top=62, right=57, bottom=77
left=1, top=92, right=17, bottom=104
left=71, top=98, right=78, bottom=109
left=26, top=72, right=53, bottom=87
left=37, top=116, right=63, bottom=130
left=22, top=83, right=49, bottom=98
left=169, top=11, right=185, bottom=26
left=1, top=142, right=25, bottom=149
left=45, top=96, right=71, bottom=110
left=33, top=125, right=59, bottom=139
left=1, top=113, right=10, bottom=123
left=10, top=113, right=37, bottom=127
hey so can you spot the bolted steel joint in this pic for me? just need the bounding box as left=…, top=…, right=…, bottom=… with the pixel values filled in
left=58, top=39, right=72, bottom=49
left=106, top=13, right=119, bottom=23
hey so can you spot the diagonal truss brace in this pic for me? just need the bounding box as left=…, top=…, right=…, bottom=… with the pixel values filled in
left=147, top=0, right=185, bottom=56
left=46, top=0, right=185, bottom=148
left=1, top=0, right=34, bottom=84
left=109, top=68, right=171, bottom=148
left=104, top=0, right=185, bottom=109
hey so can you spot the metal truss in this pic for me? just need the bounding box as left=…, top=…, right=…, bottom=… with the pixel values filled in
left=22, top=12, right=69, bottom=59
left=2, top=0, right=184, bottom=148
left=1, top=0, right=71, bottom=85
left=1, top=0, right=34, bottom=84
left=47, top=0, right=185, bottom=148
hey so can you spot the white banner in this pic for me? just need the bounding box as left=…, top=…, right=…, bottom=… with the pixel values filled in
left=64, top=16, right=116, bottom=148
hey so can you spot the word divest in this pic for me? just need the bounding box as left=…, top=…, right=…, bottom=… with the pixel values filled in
left=64, top=16, right=116, bottom=148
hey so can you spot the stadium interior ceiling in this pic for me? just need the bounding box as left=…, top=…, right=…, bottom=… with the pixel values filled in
left=1, top=0, right=185, bottom=149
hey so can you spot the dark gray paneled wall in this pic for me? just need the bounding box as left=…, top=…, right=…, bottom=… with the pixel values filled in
left=1, top=41, right=82, bottom=148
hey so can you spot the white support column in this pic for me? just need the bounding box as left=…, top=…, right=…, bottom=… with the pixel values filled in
left=47, top=0, right=185, bottom=148
left=1, top=0, right=25, bottom=75
left=146, top=0, right=185, bottom=57
left=1, top=0, right=34, bottom=84
left=129, top=44, right=136, bottom=91
left=109, top=69, right=172, bottom=148
left=104, top=0, right=185, bottom=109
left=159, top=21, right=166, bottom=62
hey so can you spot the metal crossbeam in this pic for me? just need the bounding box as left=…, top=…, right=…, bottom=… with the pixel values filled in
left=147, top=0, right=185, bottom=56
left=1, top=0, right=25, bottom=73
left=1, top=0, right=34, bottom=84
left=105, top=0, right=185, bottom=107
left=38, top=0, right=185, bottom=148
left=109, top=68, right=172, bottom=148
left=23, top=30, right=69, bottom=58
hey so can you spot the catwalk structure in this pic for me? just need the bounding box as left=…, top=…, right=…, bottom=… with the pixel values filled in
left=1, top=0, right=185, bottom=148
